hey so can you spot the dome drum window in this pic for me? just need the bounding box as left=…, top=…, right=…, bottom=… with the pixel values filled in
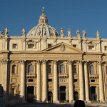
left=28, top=44, right=34, bottom=49
left=27, top=40, right=35, bottom=49
left=12, top=44, right=18, bottom=49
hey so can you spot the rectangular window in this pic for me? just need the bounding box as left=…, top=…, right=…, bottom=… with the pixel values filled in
left=73, top=44, right=76, bottom=48
left=91, top=79, right=95, bottom=82
left=73, top=64, right=77, bottom=74
left=48, top=44, right=52, bottom=48
left=74, top=79, right=77, bottom=82
left=48, top=79, right=52, bottom=82
left=88, top=45, right=94, bottom=50
left=28, top=44, right=34, bottom=48
left=28, top=79, right=33, bottom=82
left=12, top=44, right=18, bottom=49
left=104, top=46, right=107, bottom=51
left=106, top=66, right=107, bottom=74
left=47, top=62, right=52, bottom=74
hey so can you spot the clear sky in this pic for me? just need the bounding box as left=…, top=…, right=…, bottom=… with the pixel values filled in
left=0, top=0, right=107, bottom=38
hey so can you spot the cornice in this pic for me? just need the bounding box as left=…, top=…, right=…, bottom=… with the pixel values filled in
left=84, top=52, right=103, bottom=55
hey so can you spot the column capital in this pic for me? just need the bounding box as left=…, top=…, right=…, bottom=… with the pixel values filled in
left=77, top=60, right=83, bottom=64
left=42, top=60, right=47, bottom=64
left=36, top=60, right=41, bottom=63
left=97, top=61, right=103, bottom=65
left=1, top=59, right=8, bottom=64
left=84, top=60, right=89, bottom=64
left=53, top=60, right=58, bottom=64
left=19, top=60, right=25, bottom=64
left=67, top=60, right=73, bottom=64
left=32, top=61, right=36, bottom=65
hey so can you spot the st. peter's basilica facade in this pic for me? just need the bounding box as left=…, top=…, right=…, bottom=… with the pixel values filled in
left=0, top=8, right=107, bottom=104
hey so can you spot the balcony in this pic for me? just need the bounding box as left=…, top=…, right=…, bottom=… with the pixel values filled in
left=89, top=74, right=98, bottom=78
left=26, top=73, right=36, bottom=78
left=59, top=73, right=68, bottom=78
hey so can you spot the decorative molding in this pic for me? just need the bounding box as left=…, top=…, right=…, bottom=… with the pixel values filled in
left=67, top=60, right=73, bottom=64
left=42, top=60, right=47, bottom=64
left=19, top=60, right=26, bottom=64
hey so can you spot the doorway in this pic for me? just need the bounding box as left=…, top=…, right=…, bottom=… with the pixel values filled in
left=48, top=91, right=53, bottom=103
left=59, top=86, right=66, bottom=102
left=74, top=91, right=79, bottom=100
left=27, top=86, right=34, bottom=103
left=90, top=86, right=97, bottom=101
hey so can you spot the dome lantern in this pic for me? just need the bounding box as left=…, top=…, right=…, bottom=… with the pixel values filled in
left=39, top=7, right=48, bottom=24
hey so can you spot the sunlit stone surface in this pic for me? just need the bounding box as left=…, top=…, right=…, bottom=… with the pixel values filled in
left=0, top=8, right=107, bottom=105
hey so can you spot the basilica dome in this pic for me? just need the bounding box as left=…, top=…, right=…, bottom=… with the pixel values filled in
left=27, top=8, right=59, bottom=37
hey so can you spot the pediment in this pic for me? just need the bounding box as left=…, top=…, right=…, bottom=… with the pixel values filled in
left=42, top=42, right=83, bottom=53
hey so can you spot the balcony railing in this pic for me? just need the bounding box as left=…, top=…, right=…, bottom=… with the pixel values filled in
left=26, top=73, right=36, bottom=78
left=89, top=74, right=98, bottom=78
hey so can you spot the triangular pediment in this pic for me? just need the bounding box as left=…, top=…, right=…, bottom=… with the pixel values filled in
left=42, top=42, right=83, bottom=53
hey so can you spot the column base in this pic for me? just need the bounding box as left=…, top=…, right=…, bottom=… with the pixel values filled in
left=53, top=100, right=59, bottom=104
left=100, top=100, right=105, bottom=103
left=85, top=100, right=91, bottom=103
left=79, top=98, right=85, bottom=101
left=42, top=100, right=47, bottom=103
left=69, top=100, right=74, bottom=103
left=20, top=96, right=25, bottom=103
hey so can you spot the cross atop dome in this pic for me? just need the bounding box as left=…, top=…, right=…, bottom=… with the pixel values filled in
left=42, top=7, right=45, bottom=16
left=39, top=7, right=48, bottom=24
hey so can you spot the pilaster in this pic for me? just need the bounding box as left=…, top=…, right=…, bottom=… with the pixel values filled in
left=98, top=61, right=104, bottom=102
left=20, top=60, right=25, bottom=102
left=53, top=60, right=58, bottom=103
left=1, top=60, right=8, bottom=92
left=84, top=61, right=90, bottom=102
left=36, top=60, right=41, bottom=101
left=68, top=61, right=74, bottom=102
left=42, top=60, right=47, bottom=102
left=78, top=61, right=84, bottom=100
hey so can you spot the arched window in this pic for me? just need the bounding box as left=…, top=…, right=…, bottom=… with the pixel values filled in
left=12, top=65, right=16, bottom=75
left=28, top=44, right=34, bottom=48
left=58, top=62, right=65, bottom=74
left=28, top=64, right=34, bottom=75
left=73, top=63, right=77, bottom=74
left=47, top=61, right=52, bottom=74
left=106, top=66, right=107, bottom=75
left=88, top=63, right=94, bottom=75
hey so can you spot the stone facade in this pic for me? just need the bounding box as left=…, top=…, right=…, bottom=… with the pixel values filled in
left=0, top=8, right=107, bottom=104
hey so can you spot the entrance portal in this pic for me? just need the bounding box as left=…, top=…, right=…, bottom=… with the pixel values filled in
left=90, top=86, right=97, bottom=101
left=27, top=86, right=34, bottom=102
left=74, top=91, right=79, bottom=100
left=48, top=91, right=53, bottom=103
left=59, top=86, right=66, bottom=102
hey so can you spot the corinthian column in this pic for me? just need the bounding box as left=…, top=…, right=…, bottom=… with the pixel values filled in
left=79, top=61, right=84, bottom=100
left=98, top=62, right=104, bottom=102
left=42, top=60, right=47, bottom=102
left=68, top=61, right=74, bottom=102
left=20, top=60, right=25, bottom=101
left=36, top=61, right=41, bottom=101
left=53, top=61, right=58, bottom=103
left=1, top=60, right=8, bottom=92
left=84, top=62, right=89, bottom=102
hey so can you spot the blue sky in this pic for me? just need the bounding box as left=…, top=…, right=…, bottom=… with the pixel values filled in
left=0, top=0, right=107, bottom=38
